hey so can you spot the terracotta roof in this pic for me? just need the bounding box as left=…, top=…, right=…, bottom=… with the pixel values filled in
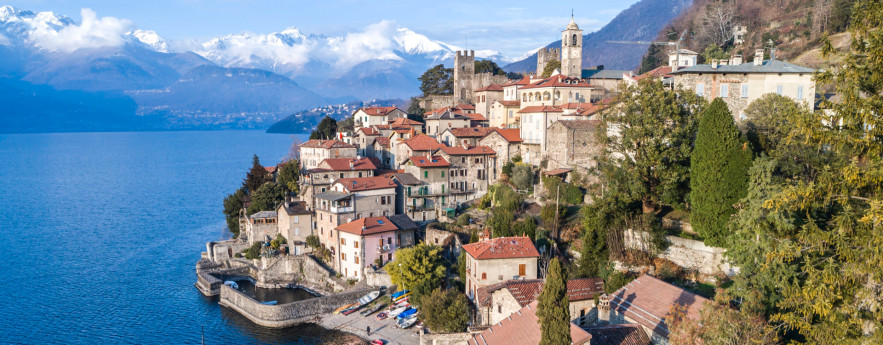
left=462, top=236, right=538, bottom=260
left=633, top=66, right=674, bottom=81
left=438, top=145, right=496, bottom=156
left=497, top=100, right=521, bottom=107
left=475, top=84, right=503, bottom=92
left=467, top=301, right=592, bottom=345
left=358, top=127, right=381, bottom=136
left=389, top=117, right=423, bottom=126
left=336, top=216, right=398, bottom=236
left=490, top=128, right=522, bottom=142
left=374, top=137, right=390, bottom=148
left=336, top=176, right=397, bottom=192
left=279, top=201, right=311, bottom=216
left=520, top=74, right=593, bottom=90
left=560, top=102, right=592, bottom=110
left=425, top=109, right=472, bottom=120
left=608, top=274, right=709, bottom=338
left=503, top=76, right=531, bottom=87
left=556, top=120, right=600, bottom=130
left=456, top=104, right=475, bottom=110
left=263, top=166, right=277, bottom=173
left=319, top=157, right=378, bottom=171
left=467, top=113, right=488, bottom=121
left=477, top=278, right=605, bottom=307
left=446, top=127, right=497, bottom=138
left=356, top=106, right=400, bottom=116
left=300, top=139, right=357, bottom=149
left=408, top=155, right=450, bottom=168
left=518, top=105, right=563, bottom=113
left=403, top=134, right=446, bottom=151
left=543, top=168, right=573, bottom=176
left=583, top=324, right=652, bottom=345
left=578, top=103, right=607, bottom=116
left=390, top=172, right=425, bottom=186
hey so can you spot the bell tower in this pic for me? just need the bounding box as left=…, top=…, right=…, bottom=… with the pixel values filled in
left=561, top=16, right=583, bottom=78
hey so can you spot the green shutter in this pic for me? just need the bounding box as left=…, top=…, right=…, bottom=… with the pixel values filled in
left=407, top=187, right=411, bottom=196
left=441, top=171, right=445, bottom=177
left=424, top=171, right=428, bottom=178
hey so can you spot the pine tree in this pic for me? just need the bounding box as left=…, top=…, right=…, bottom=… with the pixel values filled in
left=243, top=154, right=272, bottom=194
left=316, top=116, right=338, bottom=139
left=536, top=258, right=570, bottom=345
left=541, top=59, right=561, bottom=78
left=690, top=98, right=751, bottom=246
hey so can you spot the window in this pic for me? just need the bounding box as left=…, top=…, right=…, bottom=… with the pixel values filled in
left=498, top=305, right=502, bottom=313
left=797, top=85, right=804, bottom=100
left=776, top=85, right=783, bottom=95
left=508, top=110, right=513, bottom=118
left=424, top=171, right=428, bottom=178
left=387, top=237, right=392, bottom=245
left=355, top=255, right=359, bottom=264
left=720, top=84, right=729, bottom=98
left=441, top=171, right=445, bottom=178
left=293, top=216, right=299, bottom=224
left=339, top=173, right=344, bottom=178
left=571, top=34, right=577, bottom=46
left=519, top=264, right=526, bottom=276
left=741, top=84, right=749, bottom=98
left=481, top=273, right=487, bottom=280
left=696, top=83, right=705, bottom=96
left=341, top=238, right=346, bottom=245
left=354, top=241, right=359, bottom=249
left=342, top=253, right=346, bottom=261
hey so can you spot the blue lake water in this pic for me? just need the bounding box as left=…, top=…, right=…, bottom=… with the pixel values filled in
left=0, top=130, right=361, bottom=344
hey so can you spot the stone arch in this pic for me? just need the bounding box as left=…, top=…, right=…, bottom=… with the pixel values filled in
left=534, top=92, right=541, bottom=101
left=572, top=34, right=578, bottom=46
left=554, top=91, right=561, bottom=100
left=461, top=88, right=466, bottom=97
left=543, top=91, right=551, bottom=101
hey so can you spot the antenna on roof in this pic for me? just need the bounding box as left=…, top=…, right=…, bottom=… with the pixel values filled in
left=766, top=39, right=776, bottom=60
left=571, top=8, right=574, bottom=19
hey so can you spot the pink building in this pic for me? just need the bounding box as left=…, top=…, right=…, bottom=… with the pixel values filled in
left=333, top=215, right=417, bottom=280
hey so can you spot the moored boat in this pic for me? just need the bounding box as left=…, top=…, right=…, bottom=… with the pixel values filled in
left=388, top=306, right=408, bottom=318
left=361, top=303, right=386, bottom=316
left=399, top=316, right=418, bottom=329
left=333, top=303, right=359, bottom=314
left=358, top=291, right=381, bottom=305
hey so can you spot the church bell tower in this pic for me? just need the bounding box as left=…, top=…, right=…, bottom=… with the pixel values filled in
left=561, top=16, right=583, bottom=78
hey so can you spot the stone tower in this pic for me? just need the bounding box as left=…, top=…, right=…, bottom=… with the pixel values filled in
left=453, top=50, right=475, bottom=102
left=536, top=47, right=561, bottom=76
left=561, top=17, right=583, bottom=78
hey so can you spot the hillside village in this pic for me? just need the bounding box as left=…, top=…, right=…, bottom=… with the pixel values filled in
left=197, top=2, right=882, bottom=344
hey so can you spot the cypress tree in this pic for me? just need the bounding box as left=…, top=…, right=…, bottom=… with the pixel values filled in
left=690, top=98, right=751, bottom=246
left=536, top=258, right=570, bottom=345
left=244, top=154, right=271, bottom=194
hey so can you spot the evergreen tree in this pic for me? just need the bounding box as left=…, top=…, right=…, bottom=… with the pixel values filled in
left=276, top=160, right=300, bottom=195
left=640, top=44, right=663, bottom=74
left=474, top=60, right=505, bottom=75
left=541, top=59, right=561, bottom=78
left=222, top=187, right=248, bottom=234
left=246, top=182, right=284, bottom=215
left=316, top=116, right=338, bottom=139
left=243, top=154, right=272, bottom=194
left=406, top=97, right=426, bottom=117
left=420, top=288, right=470, bottom=333
left=536, top=258, right=570, bottom=345
left=690, top=98, right=751, bottom=246
left=386, top=244, right=447, bottom=305
left=418, top=64, right=453, bottom=95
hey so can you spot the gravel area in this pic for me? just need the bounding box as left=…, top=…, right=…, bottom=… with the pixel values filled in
left=317, top=308, right=421, bottom=345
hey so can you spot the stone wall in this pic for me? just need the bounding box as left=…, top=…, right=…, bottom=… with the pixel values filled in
left=472, top=73, right=509, bottom=93
left=623, top=229, right=737, bottom=276
left=363, top=267, right=393, bottom=287
left=420, top=96, right=462, bottom=111
left=219, top=284, right=376, bottom=328
left=419, top=329, right=474, bottom=345
left=545, top=121, right=603, bottom=181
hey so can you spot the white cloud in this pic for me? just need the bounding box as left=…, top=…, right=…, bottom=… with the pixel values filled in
left=325, top=20, right=402, bottom=69
left=28, top=9, right=132, bottom=52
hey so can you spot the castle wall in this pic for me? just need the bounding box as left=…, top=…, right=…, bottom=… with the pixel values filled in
left=454, top=50, right=475, bottom=102
left=536, top=47, right=561, bottom=76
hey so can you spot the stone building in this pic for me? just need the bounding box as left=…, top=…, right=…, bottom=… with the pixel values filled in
left=518, top=105, right=563, bottom=164
left=462, top=300, right=592, bottom=345
left=453, top=50, right=476, bottom=102
left=424, top=108, right=473, bottom=137
left=561, top=17, right=584, bottom=78
left=372, top=137, right=392, bottom=168
left=478, top=128, right=522, bottom=178
left=489, top=100, right=522, bottom=129
left=245, top=211, right=278, bottom=244
left=353, top=127, right=381, bottom=158
left=474, top=84, right=503, bottom=119
left=333, top=215, right=416, bottom=280
left=463, top=236, right=539, bottom=300
left=583, top=68, right=629, bottom=92
left=545, top=120, right=603, bottom=178
left=435, top=144, right=496, bottom=203
left=536, top=47, right=561, bottom=76
left=392, top=133, right=447, bottom=169
left=438, top=127, right=497, bottom=147
left=399, top=155, right=452, bottom=222
left=276, top=200, right=313, bottom=255
left=313, top=176, right=397, bottom=268
left=589, top=274, right=709, bottom=345
left=298, top=157, right=377, bottom=208
left=670, top=49, right=816, bottom=120
left=299, top=139, right=358, bottom=170
left=389, top=172, right=430, bottom=223
left=352, top=106, right=406, bottom=130
left=667, top=49, right=698, bottom=68
left=474, top=277, right=605, bottom=327
left=518, top=73, right=594, bottom=107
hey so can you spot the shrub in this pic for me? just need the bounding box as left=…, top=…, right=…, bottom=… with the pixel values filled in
left=511, top=155, right=522, bottom=163
left=541, top=204, right=566, bottom=230
left=501, top=161, right=514, bottom=175
left=245, top=242, right=263, bottom=260
left=653, top=258, right=684, bottom=280
left=305, top=234, right=320, bottom=249
left=234, top=253, right=242, bottom=258
left=510, top=164, right=535, bottom=191
left=542, top=176, right=584, bottom=205
left=420, top=288, right=470, bottom=332
left=456, top=213, right=471, bottom=226
left=270, top=234, right=287, bottom=249
left=643, top=213, right=669, bottom=254
left=374, top=257, right=383, bottom=267
left=601, top=267, right=635, bottom=294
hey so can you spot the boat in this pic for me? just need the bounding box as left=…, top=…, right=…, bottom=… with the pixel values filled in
left=360, top=303, right=386, bottom=316
left=371, top=340, right=384, bottom=345
left=396, top=314, right=415, bottom=328
left=342, top=304, right=362, bottom=315
left=260, top=301, right=277, bottom=305
left=388, top=306, right=409, bottom=318
left=223, top=281, right=239, bottom=290
left=399, top=316, right=419, bottom=329
left=358, top=291, right=381, bottom=305
left=394, top=297, right=409, bottom=305
left=390, top=290, right=409, bottom=299
left=333, top=303, right=359, bottom=314
left=392, top=291, right=412, bottom=302
left=375, top=311, right=388, bottom=320
left=396, top=308, right=417, bottom=320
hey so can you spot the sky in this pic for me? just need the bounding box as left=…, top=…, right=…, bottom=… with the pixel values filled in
left=4, top=0, right=640, bottom=57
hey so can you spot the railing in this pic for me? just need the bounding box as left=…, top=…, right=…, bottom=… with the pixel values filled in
left=328, top=206, right=353, bottom=213
left=376, top=245, right=391, bottom=253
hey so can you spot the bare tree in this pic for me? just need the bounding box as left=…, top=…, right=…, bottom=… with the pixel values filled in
left=700, top=1, right=737, bottom=47
left=812, top=0, right=833, bottom=38
left=285, top=135, right=302, bottom=162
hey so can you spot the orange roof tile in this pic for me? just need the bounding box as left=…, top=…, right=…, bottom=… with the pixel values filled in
left=633, top=66, right=674, bottom=81
left=438, top=145, right=496, bottom=156
left=318, top=157, right=378, bottom=171
left=403, top=134, right=446, bottom=151
left=358, top=127, right=381, bottom=136
left=456, top=104, right=475, bottom=110
left=356, top=106, right=400, bottom=116
left=584, top=324, right=651, bottom=345
left=476, top=278, right=605, bottom=307
left=263, top=166, right=277, bottom=173
left=497, top=100, right=521, bottom=107
left=389, top=117, right=423, bottom=126
left=608, top=274, right=709, bottom=338
left=408, top=155, right=450, bottom=168
left=336, top=216, right=398, bottom=236
left=491, top=128, right=522, bottom=142
left=300, top=139, right=357, bottom=149
left=462, top=236, right=538, bottom=260
left=466, top=301, right=592, bottom=345
left=446, top=127, right=497, bottom=138
left=474, top=84, right=503, bottom=92
left=467, top=113, right=488, bottom=121
left=374, top=137, right=390, bottom=147
left=336, top=176, right=396, bottom=192
left=517, top=105, right=563, bottom=113
left=503, top=76, right=531, bottom=87
left=520, top=74, right=593, bottom=90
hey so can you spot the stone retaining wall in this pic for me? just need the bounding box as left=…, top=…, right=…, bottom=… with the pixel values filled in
left=623, top=229, right=737, bottom=276
left=419, top=329, right=475, bottom=345
left=218, top=284, right=377, bottom=328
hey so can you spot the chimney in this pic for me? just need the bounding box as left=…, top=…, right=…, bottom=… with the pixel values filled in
left=718, top=59, right=728, bottom=66
left=754, top=49, right=764, bottom=66
left=350, top=160, right=355, bottom=170
left=731, top=54, right=743, bottom=65
left=598, top=293, right=611, bottom=324
left=711, top=59, right=719, bottom=69
left=461, top=142, right=469, bottom=149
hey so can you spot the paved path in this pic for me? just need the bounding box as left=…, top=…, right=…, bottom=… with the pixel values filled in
left=317, top=309, right=420, bottom=345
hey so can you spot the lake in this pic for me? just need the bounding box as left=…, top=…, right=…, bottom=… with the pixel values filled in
left=0, top=130, right=362, bottom=344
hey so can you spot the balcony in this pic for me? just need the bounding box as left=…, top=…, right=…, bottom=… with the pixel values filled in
left=376, top=245, right=392, bottom=253
left=329, top=206, right=353, bottom=213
